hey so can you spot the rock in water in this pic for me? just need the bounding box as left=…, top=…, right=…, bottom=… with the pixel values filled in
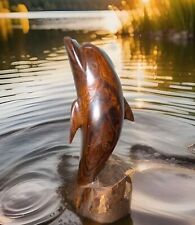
left=70, top=155, right=134, bottom=223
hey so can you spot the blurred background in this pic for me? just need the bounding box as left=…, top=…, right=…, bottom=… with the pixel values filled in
left=1, top=0, right=195, bottom=39
left=0, top=1, right=195, bottom=225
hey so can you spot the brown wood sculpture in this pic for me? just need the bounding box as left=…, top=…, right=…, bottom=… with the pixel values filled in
left=64, top=37, right=134, bottom=186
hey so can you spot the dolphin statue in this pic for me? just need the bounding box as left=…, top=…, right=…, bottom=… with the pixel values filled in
left=64, top=37, right=134, bottom=185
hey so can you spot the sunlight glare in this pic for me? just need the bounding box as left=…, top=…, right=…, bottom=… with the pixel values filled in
left=105, top=12, right=122, bottom=33
left=135, top=62, right=145, bottom=89
left=142, top=0, right=150, bottom=4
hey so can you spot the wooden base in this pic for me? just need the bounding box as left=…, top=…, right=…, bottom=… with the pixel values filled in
left=70, top=155, right=134, bottom=223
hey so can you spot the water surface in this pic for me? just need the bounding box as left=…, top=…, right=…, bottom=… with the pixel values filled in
left=0, top=18, right=195, bottom=225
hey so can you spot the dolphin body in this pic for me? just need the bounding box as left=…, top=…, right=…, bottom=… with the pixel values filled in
left=64, top=37, right=134, bottom=185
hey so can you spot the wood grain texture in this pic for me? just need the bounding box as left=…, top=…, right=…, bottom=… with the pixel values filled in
left=64, top=37, right=134, bottom=185
left=73, top=155, right=133, bottom=223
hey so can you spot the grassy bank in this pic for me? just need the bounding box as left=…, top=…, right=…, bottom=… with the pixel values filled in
left=111, top=0, right=195, bottom=40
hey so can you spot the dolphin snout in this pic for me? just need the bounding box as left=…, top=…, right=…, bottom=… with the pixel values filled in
left=64, top=37, right=82, bottom=65
left=64, top=37, right=75, bottom=52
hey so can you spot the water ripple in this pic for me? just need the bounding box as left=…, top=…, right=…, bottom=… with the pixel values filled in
left=0, top=31, right=195, bottom=225
left=0, top=172, right=63, bottom=225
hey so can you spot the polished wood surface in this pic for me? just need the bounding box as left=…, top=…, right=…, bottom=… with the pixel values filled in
left=64, top=37, right=134, bottom=185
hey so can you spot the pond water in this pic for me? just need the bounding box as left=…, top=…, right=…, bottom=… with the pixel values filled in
left=0, top=20, right=195, bottom=225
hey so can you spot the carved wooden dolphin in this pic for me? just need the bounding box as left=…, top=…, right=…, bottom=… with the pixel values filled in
left=64, top=37, right=134, bottom=185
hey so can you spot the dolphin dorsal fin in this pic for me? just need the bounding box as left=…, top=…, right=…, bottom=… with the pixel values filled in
left=124, top=98, right=134, bottom=121
left=69, top=99, right=82, bottom=143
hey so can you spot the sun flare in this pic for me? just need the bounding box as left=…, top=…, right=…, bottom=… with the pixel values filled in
left=142, top=0, right=150, bottom=4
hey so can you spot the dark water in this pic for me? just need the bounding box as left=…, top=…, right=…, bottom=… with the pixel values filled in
left=0, top=27, right=195, bottom=225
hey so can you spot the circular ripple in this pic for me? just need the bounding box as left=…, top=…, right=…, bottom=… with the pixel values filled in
left=0, top=172, right=62, bottom=224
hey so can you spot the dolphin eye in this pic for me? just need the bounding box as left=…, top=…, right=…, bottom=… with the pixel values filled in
left=102, top=142, right=111, bottom=150
left=91, top=62, right=97, bottom=69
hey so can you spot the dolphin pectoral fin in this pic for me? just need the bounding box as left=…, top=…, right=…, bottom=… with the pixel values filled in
left=124, top=98, right=134, bottom=121
left=69, top=100, right=82, bottom=143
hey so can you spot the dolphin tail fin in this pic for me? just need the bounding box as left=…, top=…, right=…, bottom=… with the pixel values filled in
left=124, top=98, right=134, bottom=121
left=69, top=100, right=82, bottom=143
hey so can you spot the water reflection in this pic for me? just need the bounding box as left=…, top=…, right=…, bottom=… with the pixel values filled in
left=131, top=163, right=195, bottom=225
left=0, top=29, right=195, bottom=225
left=0, top=18, right=11, bottom=40
left=119, top=37, right=195, bottom=123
